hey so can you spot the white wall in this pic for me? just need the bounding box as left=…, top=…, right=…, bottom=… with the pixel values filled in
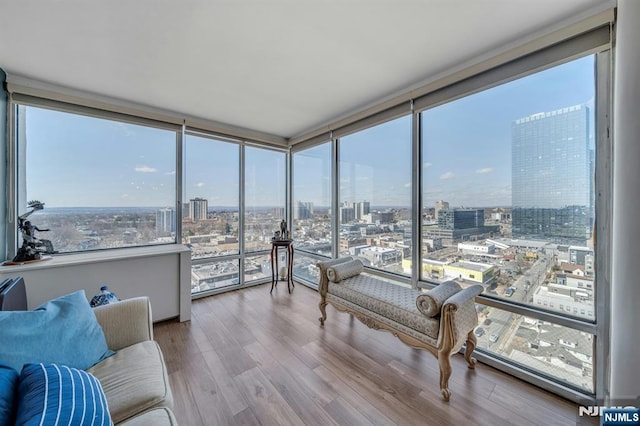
left=1, top=245, right=191, bottom=322
left=611, top=0, right=640, bottom=401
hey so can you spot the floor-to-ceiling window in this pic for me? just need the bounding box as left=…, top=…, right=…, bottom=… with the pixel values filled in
left=244, top=145, right=287, bottom=284
left=289, top=24, right=610, bottom=402
left=291, top=142, right=332, bottom=283
left=338, top=115, right=412, bottom=279
left=420, top=55, right=599, bottom=394
left=183, top=133, right=240, bottom=293
left=184, top=136, right=288, bottom=294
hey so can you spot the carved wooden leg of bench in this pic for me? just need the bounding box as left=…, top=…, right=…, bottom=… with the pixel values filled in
left=437, top=349, right=452, bottom=401
left=465, top=330, right=478, bottom=369
left=319, top=299, right=328, bottom=326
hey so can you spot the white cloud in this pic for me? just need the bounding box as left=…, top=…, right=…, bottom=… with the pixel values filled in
left=440, top=172, right=455, bottom=180
left=404, top=182, right=411, bottom=188
left=135, top=165, right=157, bottom=173
left=423, top=162, right=432, bottom=168
left=196, top=182, right=205, bottom=188
left=165, top=171, right=176, bottom=176
left=476, top=167, right=493, bottom=174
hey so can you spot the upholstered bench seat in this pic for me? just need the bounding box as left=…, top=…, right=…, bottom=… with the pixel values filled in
left=317, top=257, right=483, bottom=401
left=327, top=275, right=440, bottom=342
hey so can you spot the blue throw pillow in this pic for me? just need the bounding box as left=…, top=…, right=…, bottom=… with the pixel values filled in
left=0, top=364, right=19, bottom=426
left=16, top=363, right=112, bottom=426
left=0, top=290, right=114, bottom=372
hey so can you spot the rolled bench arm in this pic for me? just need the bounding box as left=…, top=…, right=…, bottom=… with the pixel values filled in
left=438, top=285, right=484, bottom=352
left=317, top=258, right=353, bottom=297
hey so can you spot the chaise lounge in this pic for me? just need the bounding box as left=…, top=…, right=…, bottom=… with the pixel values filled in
left=317, top=257, right=484, bottom=400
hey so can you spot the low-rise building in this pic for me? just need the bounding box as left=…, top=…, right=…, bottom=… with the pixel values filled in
left=533, top=285, right=595, bottom=320
left=443, top=261, right=497, bottom=285
left=359, top=246, right=401, bottom=266
left=458, top=242, right=495, bottom=255
left=402, top=258, right=448, bottom=277
left=423, top=237, right=443, bottom=252
left=349, top=244, right=371, bottom=257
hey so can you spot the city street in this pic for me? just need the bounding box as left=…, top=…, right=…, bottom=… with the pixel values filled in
left=478, top=256, right=549, bottom=349
left=473, top=255, right=592, bottom=391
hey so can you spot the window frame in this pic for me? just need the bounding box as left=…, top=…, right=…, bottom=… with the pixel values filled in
left=412, top=49, right=611, bottom=400
left=290, top=141, right=334, bottom=259
left=336, top=114, right=413, bottom=281
left=185, top=131, right=290, bottom=298
left=9, top=100, right=182, bottom=258
left=289, top=27, right=611, bottom=402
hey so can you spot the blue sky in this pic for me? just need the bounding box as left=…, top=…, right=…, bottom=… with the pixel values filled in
left=25, top=112, right=176, bottom=208
left=421, top=54, right=595, bottom=208
left=295, top=54, right=595, bottom=208
left=24, top=56, right=594, bottom=209
left=183, top=136, right=287, bottom=208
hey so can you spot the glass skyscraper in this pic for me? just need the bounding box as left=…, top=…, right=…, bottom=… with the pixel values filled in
left=511, top=105, right=591, bottom=245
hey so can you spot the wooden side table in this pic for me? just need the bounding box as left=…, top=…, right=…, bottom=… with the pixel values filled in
left=270, top=239, right=294, bottom=294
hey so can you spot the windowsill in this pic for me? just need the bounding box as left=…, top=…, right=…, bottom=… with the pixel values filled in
left=1, top=244, right=191, bottom=273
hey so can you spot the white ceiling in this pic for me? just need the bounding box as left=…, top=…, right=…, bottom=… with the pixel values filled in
left=0, top=0, right=608, bottom=141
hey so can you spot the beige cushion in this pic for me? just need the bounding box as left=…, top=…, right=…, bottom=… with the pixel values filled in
left=118, top=407, right=177, bottom=426
left=93, top=297, right=153, bottom=351
left=328, top=274, right=440, bottom=339
left=87, top=341, right=173, bottom=424
left=317, top=257, right=353, bottom=270
left=415, top=281, right=461, bottom=317
left=327, top=259, right=364, bottom=282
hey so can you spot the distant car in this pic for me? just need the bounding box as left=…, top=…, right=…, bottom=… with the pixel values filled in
left=505, top=287, right=516, bottom=297
left=474, top=327, right=485, bottom=337
left=483, top=318, right=492, bottom=326
left=489, top=333, right=499, bottom=343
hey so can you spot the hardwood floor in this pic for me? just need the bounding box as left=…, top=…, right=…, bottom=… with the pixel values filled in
left=154, top=283, right=596, bottom=426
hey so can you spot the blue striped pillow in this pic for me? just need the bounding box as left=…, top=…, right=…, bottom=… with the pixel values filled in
left=16, top=363, right=112, bottom=426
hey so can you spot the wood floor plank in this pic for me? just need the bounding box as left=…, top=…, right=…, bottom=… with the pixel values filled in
left=173, top=353, right=237, bottom=425
left=387, top=358, right=497, bottom=404
left=243, top=340, right=339, bottom=425
left=265, top=365, right=339, bottom=426
left=154, top=283, right=594, bottom=426
left=304, top=340, right=434, bottom=425
left=232, top=407, right=262, bottom=426
left=233, top=367, right=306, bottom=425
left=165, top=370, right=206, bottom=426
left=489, top=383, right=579, bottom=425
left=312, top=365, right=397, bottom=426
left=196, top=308, right=258, bottom=377
left=200, top=349, right=250, bottom=417
left=322, top=397, right=377, bottom=426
